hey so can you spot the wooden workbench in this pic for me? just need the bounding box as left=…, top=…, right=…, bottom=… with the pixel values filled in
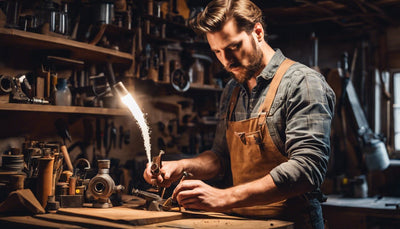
left=0, top=206, right=294, bottom=229
left=322, top=195, right=400, bottom=229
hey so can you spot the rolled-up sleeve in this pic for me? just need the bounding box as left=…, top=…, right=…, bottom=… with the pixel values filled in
left=269, top=67, right=336, bottom=192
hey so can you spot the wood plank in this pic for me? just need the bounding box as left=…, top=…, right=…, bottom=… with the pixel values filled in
left=2, top=212, right=294, bottom=229
left=56, top=206, right=183, bottom=226
left=36, top=213, right=138, bottom=229
left=141, top=218, right=294, bottom=229
left=0, top=215, right=82, bottom=229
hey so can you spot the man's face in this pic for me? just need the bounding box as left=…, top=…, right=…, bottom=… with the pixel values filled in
left=206, top=19, right=264, bottom=84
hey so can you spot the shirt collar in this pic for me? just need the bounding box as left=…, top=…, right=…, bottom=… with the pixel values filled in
left=257, top=49, right=286, bottom=83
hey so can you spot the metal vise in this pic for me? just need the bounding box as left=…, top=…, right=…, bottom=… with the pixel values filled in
left=132, top=189, right=176, bottom=211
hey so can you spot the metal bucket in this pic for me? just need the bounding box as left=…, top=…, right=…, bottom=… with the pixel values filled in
left=364, top=139, right=390, bottom=171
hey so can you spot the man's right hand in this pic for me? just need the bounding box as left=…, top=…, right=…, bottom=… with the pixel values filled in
left=143, top=160, right=185, bottom=188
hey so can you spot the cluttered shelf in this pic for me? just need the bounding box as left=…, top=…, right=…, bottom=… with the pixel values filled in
left=0, top=28, right=133, bottom=65
left=0, top=103, right=130, bottom=116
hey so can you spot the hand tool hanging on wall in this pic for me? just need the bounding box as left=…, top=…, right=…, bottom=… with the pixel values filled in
left=96, top=118, right=102, bottom=151
left=105, top=62, right=116, bottom=87
left=67, top=118, right=93, bottom=161
left=110, top=121, right=117, bottom=149
left=106, top=121, right=117, bottom=158
left=55, top=118, right=74, bottom=172
left=119, top=125, right=124, bottom=149
left=103, top=118, right=109, bottom=153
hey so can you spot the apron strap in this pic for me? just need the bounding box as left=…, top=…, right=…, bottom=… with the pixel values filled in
left=227, top=86, right=241, bottom=121
left=258, top=58, right=296, bottom=115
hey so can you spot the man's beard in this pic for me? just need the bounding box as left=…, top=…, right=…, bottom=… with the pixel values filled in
left=227, top=39, right=264, bottom=84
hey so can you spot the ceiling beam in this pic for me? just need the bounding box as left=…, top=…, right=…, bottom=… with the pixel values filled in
left=294, top=0, right=346, bottom=26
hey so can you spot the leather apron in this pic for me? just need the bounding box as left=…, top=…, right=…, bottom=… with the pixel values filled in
left=226, top=59, right=310, bottom=221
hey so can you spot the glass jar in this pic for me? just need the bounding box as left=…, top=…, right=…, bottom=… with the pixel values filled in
left=55, top=78, right=71, bottom=106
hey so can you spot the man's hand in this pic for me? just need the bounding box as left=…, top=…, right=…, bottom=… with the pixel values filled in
left=172, top=179, right=231, bottom=212
left=143, top=160, right=185, bottom=187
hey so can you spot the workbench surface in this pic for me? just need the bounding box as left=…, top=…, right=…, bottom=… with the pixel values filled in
left=0, top=206, right=294, bottom=229
left=322, top=195, right=400, bottom=214
left=321, top=195, right=400, bottom=229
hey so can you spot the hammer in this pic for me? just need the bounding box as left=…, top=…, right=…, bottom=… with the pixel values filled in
left=150, top=150, right=165, bottom=175
left=150, top=150, right=166, bottom=198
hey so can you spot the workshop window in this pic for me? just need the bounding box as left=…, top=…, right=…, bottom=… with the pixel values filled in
left=394, top=72, right=400, bottom=152
left=374, top=70, right=390, bottom=134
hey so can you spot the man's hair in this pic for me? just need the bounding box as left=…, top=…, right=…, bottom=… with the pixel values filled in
left=190, top=0, right=265, bottom=36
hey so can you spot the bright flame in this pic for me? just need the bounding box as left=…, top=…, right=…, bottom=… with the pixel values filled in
left=121, top=93, right=151, bottom=164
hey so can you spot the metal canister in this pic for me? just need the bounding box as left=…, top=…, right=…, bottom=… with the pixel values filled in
left=75, top=185, right=85, bottom=195
left=37, top=157, right=54, bottom=208
left=55, top=182, right=69, bottom=196
left=1, top=154, right=24, bottom=172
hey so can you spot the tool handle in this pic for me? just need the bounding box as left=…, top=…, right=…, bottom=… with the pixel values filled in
left=61, top=145, right=74, bottom=172
left=69, top=176, right=77, bottom=195
left=105, top=63, right=116, bottom=86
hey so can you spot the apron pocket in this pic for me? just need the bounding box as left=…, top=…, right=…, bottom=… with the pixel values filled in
left=235, top=130, right=263, bottom=147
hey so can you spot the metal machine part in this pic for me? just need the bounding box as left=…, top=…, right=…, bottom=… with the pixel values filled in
left=171, top=68, right=190, bottom=92
left=132, top=171, right=191, bottom=212
left=88, top=160, right=124, bottom=208
left=0, top=74, right=49, bottom=104
left=132, top=189, right=177, bottom=211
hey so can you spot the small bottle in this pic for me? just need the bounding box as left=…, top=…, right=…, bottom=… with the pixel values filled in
left=55, top=78, right=71, bottom=106
left=59, top=3, right=69, bottom=35
left=50, top=74, right=58, bottom=105
left=191, top=58, right=204, bottom=85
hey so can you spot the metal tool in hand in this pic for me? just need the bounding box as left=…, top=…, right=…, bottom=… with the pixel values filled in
left=132, top=188, right=178, bottom=211
left=162, top=171, right=192, bottom=211
left=151, top=150, right=165, bottom=176
left=150, top=150, right=166, bottom=198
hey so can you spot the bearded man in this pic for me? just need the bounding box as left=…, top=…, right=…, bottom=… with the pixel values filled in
left=144, top=1, right=336, bottom=228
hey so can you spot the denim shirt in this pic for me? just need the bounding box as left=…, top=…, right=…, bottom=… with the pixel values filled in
left=211, top=49, right=336, bottom=192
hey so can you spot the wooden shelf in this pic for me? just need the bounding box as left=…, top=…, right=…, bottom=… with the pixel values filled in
left=0, top=28, right=133, bottom=65
left=190, top=84, right=223, bottom=92
left=142, top=15, right=193, bottom=32
left=0, top=103, right=130, bottom=116
left=155, top=81, right=223, bottom=92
